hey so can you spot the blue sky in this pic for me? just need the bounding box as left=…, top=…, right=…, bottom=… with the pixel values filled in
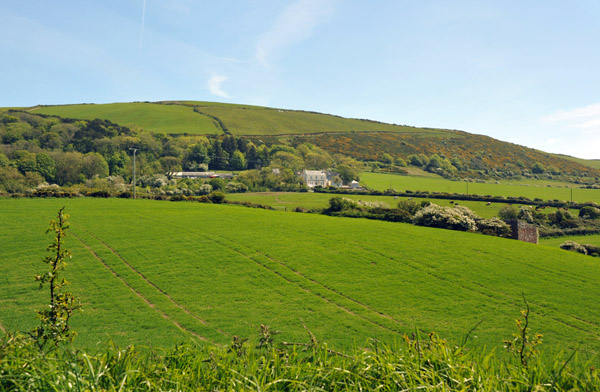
left=1, top=1, right=599, bottom=159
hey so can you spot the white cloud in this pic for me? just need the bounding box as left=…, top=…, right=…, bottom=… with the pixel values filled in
left=542, top=103, right=600, bottom=135
left=537, top=103, right=600, bottom=159
left=208, top=74, right=230, bottom=98
left=255, top=0, right=338, bottom=67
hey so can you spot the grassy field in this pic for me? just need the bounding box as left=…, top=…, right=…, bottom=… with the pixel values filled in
left=555, top=154, right=600, bottom=170
left=226, top=192, right=526, bottom=218
left=33, top=103, right=221, bottom=134
left=1, top=198, right=600, bottom=356
left=540, top=234, right=600, bottom=248
left=31, top=101, right=451, bottom=136
left=193, top=105, right=448, bottom=136
left=361, top=172, right=600, bottom=204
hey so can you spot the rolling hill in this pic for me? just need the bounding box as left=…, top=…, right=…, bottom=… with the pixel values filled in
left=28, top=101, right=600, bottom=178
left=2, top=198, right=599, bottom=354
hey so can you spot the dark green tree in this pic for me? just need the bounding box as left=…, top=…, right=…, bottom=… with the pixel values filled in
left=81, top=152, right=109, bottom=179
left=531, top=162, right=546, bottom=174
left=245, top=143, right=261, bottom=169
left=229, top=150, right=246, bottom=171
left=36, top=153, right=56, bottom=182
left=221, top=135, right=238, bottom=156
left=210, top=140, right=229, bottom=170
left=335, top=164, right=358, bottom=184
left=14, top=150, right=37, bottom=174
left=185, top=143, right=210, bottom=169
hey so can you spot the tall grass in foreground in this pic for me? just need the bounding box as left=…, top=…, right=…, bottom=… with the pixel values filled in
left=1, top=331, right=598, bottom=391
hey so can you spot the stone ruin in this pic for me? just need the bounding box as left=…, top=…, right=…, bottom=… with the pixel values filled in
left=509, top=220, right=539, bottom=244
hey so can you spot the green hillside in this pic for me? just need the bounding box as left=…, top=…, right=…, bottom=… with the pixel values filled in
left=554, top=154, right=600, bottom=170
left=34, top=102, right=221, bottom=134
left=192, top=105, right=442, bottom=136
left=24, top=100, right=600, bottom=179
left=2, top=198, right=599, bottom=354
left=32, top=101, right=445, bottom=136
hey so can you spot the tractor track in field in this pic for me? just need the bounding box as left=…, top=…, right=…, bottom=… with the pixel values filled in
left=86, top=232, right=230, bottom=337
left=132, top=213, right=599, bottom=342
left=235, top=241, right=407, bottom=326
left=362, top=246, right=600, bottom=337
left=254, top=224, right=600, bottom=338
left=326, top=235, right=600, bottom=338
left=135, top=215, right=409, bottom=335
left=209, top=235, right=406, bottom=335
left=72, top=233, right=214, bottom=344
left=0, top=320, right=6, bottom=334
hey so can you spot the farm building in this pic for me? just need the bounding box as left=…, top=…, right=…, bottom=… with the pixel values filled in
left=301, top=170, right=342, bottom=188
left=302, top=170, right=327, bottom=188
left=172, top=172, right=233, bottom=179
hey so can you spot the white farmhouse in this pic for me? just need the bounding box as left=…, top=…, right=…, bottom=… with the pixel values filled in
left=302, top=169, right=327, bottom=188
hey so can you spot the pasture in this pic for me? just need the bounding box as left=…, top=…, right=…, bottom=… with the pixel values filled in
left=361, top=172, right=600, bottom=204
left=540, top=234, right=600, bottom=248
left=1, top=198, right=599, bottom=356
left=31, top=101, right=449, bottom=136
left=192, top=106, right=446, bottom=136
left=34, top=103, right=221, bottom=134
left=226, top=192, right=516, bottom=218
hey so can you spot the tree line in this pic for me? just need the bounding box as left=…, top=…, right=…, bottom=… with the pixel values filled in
left=0, top=111, right=362, bottom=193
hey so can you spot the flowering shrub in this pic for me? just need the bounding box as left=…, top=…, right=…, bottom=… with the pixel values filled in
left=477, top=217, right=512, bottom=237
left=560, top=241, right=588, bottom=255
left=355, top=200, right=390, bottom=209
left=412, top=204, right=478, bottom=232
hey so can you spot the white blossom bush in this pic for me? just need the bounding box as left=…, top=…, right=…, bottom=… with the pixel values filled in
left=560, top=241, right=588, bottom=255
left=412, top=204, right=478, bottom=232
left=477, top=217, right=511, bottom=237
left=356, top=200, right=390, bottom=209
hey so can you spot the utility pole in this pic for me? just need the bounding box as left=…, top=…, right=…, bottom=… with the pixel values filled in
left=129, top=147, right=137, bottom=199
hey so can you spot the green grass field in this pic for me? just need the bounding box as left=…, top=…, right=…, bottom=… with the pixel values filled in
left=555, top=154, right=600, bottom=170
left=33, top=103, right=221, bottom=134
left=361, top=172, right=600, bottom=204
left=31, top=101, right=451, bottom=136
left=226, top=192, right=522, bottom=218
left=1, top=198, right=599, bottom=356
left=540, top=234, right=600, bottom=248
left=193, top=105, right=448, bottom=136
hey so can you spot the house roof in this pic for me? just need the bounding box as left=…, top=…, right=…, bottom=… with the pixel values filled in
left=303, top=170, right=326, bottom=176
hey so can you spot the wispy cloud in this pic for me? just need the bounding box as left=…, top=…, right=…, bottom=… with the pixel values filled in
left=138, top=0, right=147, bottom=55
left=538, top=103, right=600, bottom=159
left=255, top=0, right=338, bottom=67
left=208, top=74, right=229, bottom=98
left=542, top=103, right=600, bottom=134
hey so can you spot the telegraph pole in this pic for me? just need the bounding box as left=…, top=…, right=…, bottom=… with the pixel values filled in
left=129, top=147, right=137, bottom=199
